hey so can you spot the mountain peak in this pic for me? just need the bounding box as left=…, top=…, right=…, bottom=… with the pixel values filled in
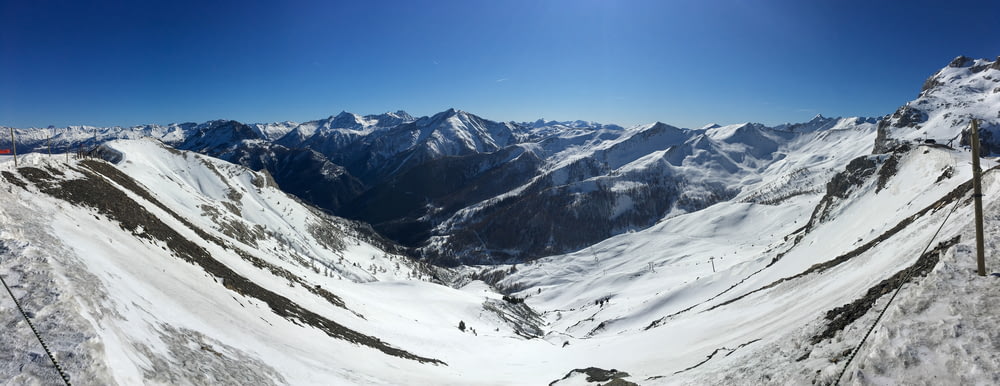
left=367, top=110, right=415, bottom=128
left=948, top=55, right=973, bottom=68
left=642, top=121, right=687, bottom=135
left=328, top=111, right=365, bottom=126
left=879, top=54, right=1000, bottom=153
left=432, top=108, right=474, bottom=121
left=387, top=110, right=413, bottom=120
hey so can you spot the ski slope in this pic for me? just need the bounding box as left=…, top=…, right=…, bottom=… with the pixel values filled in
left=6, top=138, right=994, bottom=385
left=501, top=143, right=1000, bottom=384
left=0, top=144, right=560, bottom=385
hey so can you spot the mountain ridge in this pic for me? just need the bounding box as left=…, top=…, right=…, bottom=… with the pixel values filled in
left=4, top=107, right=884, bottom=265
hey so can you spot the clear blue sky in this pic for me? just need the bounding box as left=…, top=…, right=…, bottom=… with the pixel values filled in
left=2, top=0, right=998, bottom=129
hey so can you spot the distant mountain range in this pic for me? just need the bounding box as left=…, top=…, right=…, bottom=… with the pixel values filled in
left=0, top=111, right=881, bottom=265
left=4, top=55, right=1000, bottom=266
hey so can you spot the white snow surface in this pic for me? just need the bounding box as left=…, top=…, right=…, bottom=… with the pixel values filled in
left=1, top=143, right=556, bottom=385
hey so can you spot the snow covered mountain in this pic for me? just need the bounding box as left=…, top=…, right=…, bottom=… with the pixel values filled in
left=0, top=107, right=886, bottom=265
left=4, top=55, right=1000, bottom=385
left=274, top=110, right=414, bottom=159
left=488, top=55, right=1000, bottom=384
left=876, top=55, right=1000, bottom=153
left=0, top=123, right=196, bottom=155
left=252, top=121, right=299, bottom=142
left=416, top=117, right=879, bottom=264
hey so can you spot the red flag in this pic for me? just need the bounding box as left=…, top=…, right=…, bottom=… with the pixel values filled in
left=0, top=149, right=11, bottom=154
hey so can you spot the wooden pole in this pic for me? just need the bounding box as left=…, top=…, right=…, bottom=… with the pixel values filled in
left=970, top=119, right=987, bottom=276
left=9, top=127, right=16, bottom=168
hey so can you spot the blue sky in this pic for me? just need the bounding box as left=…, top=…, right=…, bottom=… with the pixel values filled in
left=2, top=0, right=998, bottom=129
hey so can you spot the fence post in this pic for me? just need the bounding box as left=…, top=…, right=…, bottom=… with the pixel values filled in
left=970, top=119, right=986, bottom=276
left=9, top=127, right=16, bottom=168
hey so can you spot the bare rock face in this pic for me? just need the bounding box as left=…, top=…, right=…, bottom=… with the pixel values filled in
left=549, top=367, right=636, bottom=386
left=874, top=105, right=926, bottom=153
left=873, top=124, right=892, bottom=154
left=948, top=55, right=972, bottom=68
left=887, top=105, right=927, bottom=128
left=959, top=127, right=1000, bottom=155
left=921, top=74, right=944, bottom=93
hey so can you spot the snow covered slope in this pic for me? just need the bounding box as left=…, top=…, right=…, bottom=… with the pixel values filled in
left=493, top=141, right=1000, bottom=385
left=6, top=136, right=996, bottom=384
left=0, top=142, right=561, bottom=385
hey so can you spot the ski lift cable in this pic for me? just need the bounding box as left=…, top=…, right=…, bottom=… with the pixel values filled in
left=835, top=194, right=963, bottom=385
left=0, top=271, right=73, bottom=385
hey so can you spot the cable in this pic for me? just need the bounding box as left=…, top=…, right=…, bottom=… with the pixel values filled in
left=834, top=195, right=963, bottom=385
left=0, top=271, right=72, bottom=385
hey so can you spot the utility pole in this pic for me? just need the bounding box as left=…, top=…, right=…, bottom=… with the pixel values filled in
left=9, top=127, right=16, bottom=168
left=708, top=257, right=716, bottom=273
left=970, top=119, right=987, bottom=276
